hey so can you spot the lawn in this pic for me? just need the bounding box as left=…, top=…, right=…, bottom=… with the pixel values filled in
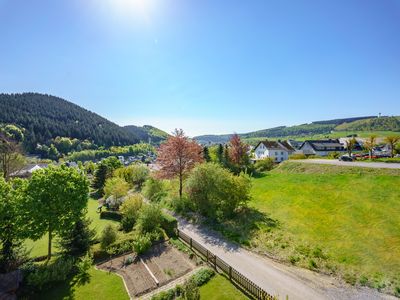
left=33, top=267, right=129, bottom=300
left=200, top=275, right=249, bottom=300
left=248, top=161, right=400, bottom=288
left=25, top=198, right=118, bottom=258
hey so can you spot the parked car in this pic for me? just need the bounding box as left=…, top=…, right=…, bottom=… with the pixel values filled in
left=339, top=155, right=353, bottom=162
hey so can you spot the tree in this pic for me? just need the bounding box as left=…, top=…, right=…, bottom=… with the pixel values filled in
left=157, top=129, right=203, bottom=198
left=142, top=177, right=166, bottom=202
left=24, top=165, right=89, bottom=259
left=100, top=225, right=117, bottom=250
left=203, top=146, right=211, bottom=162
left=104, top=177, right=129, bottom=202
left=364, top=135, right=377, bottom=159
left=136, top=204, right=162, bottom=234
left=216, top=144, right=224, bottom=163
left=115, top=164, right=149, bottom=190
left=0, top=132, right=25, bottom=180
left=48, top=144, right=59, bottom=161
left=185, top=163, right=251, bottom=220
left=120, top=194, right=143, bottom=232
left=58, top=216, right=96, bottom=257
left=0, top=177, right=28, bottom=272
left=228, top=134, right=250, bottom=173
left=345, top=138, right=357, bottom=157
left=384, top=136, right=400, bottom=158
left=93, top=156, right=122, bottom=195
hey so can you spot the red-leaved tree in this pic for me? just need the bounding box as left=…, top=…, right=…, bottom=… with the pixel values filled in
left=229, top=134, right=249, bottom=165
left=157, top=129, right=203, bottom=198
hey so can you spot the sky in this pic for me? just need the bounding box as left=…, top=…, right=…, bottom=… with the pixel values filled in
left=0, top=0, right=399, bottom=136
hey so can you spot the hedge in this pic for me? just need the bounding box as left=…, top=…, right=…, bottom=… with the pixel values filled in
left=100, top=211, right=122, bottom=221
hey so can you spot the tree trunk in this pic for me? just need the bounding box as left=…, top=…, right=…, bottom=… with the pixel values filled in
left=179, top=172, right=183, bottom=199
left=48, top=228, right=52, bottom=260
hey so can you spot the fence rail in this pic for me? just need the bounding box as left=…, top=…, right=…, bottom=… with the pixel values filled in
left=177, top=229, right=275, bottom=300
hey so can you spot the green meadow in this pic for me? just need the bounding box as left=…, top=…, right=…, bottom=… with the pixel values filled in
left=248, top=162, right=400, bottom=289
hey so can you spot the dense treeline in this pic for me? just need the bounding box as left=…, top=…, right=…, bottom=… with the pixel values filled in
left=0, top=93, right=138, bottom=152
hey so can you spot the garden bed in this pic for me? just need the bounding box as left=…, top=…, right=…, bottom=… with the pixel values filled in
left=97, top=242, right=195, bottom=297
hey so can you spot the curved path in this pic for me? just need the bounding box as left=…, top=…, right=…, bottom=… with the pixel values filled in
left=296, top=159, right=400, bottom=169
left=176, top=215, right=395, bottom=300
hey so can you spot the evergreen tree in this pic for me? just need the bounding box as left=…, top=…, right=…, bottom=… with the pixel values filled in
left=216, top=144, right=224, bottom=163
left=203, top=146, right=211, bottom=162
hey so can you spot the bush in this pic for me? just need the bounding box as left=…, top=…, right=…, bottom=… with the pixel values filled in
left=185, top=163, right=251, bottom=220
left=151, top=288, right=176, bottom=300
left=100, top=225, right=117, bottom=250
left=161, top=213, right=178, bottom=237
left=115, top=164, right=149, bottom=190
left=254, top=158, right=275, bottom=172
left=132, top=234, right=152, bottom=254
left=104, top=177, right=129, bottom=209
left=143, top=177, right=166, bottom=202
left=170, top=195, right=194, bottom=214
left=76, top=253, right=93, bottom=278
left=289, top=153, right=306, bottom=160
left=25, top=257, right=76, bottom=291
left=191, top=268, right=215, bottom=286
left=100, top=211, right=122, bottom=221
left=120, top=194, right=143, bottom=232
left=136, top=204, right=163, bottom=234
left=328, top=151, right=340, bottom=159
left=183, top=278, right=200, bottom=300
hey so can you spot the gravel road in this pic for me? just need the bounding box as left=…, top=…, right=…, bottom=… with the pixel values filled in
left=296, top=159, right=400, bottom=169
left=175, top=216, right=396, bottom=300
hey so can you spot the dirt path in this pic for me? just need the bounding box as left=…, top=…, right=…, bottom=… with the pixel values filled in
left=175, top=216, right=396, bottom=300
left=296, top=159, right=400, bottom=169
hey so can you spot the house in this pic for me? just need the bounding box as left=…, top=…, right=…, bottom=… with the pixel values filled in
left=299, top=139, right=345, bottom=156
left=10, top=163, right=48, bottom=178
left=254, top=140, right=295, bottom=162
left=338, top=138, right=363, bottom=151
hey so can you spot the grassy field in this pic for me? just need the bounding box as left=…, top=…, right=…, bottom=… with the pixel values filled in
left=33, top=267, right=129, bottom=300
left=25, top=198, right=118, bottom=258
left=200, top=275, right=249, bottom=300
left=246, top=162, right=400, bottom=291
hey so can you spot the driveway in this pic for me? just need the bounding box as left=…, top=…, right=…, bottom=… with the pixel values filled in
left=296, top=159, right=400, bottom=169
left=175, top=216, right=396, bottom=300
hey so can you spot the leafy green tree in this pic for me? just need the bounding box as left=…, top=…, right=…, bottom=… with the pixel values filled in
left=345, top=138, right=357, bottom=157
left=142, top=177, right=166, bottom=202
left=0, top=124, right=24, bottom=143
left=384, top=136, right=400, bottom=158
left=48, top=144, right=59, bottom=161
left=54, top=137, right=73, bottom=154
left=104, top=177, right=129, bottom=209
left=115, top=164, right=149, bottom=190
left=185, top=163, right=251, bottom=220
left=93, top=157, right=122, bottom=195
left=120, top=194, right=143, bottom=232
left=0, top=132, right=25, bottom=180
left=0, top=177, right=28, bottom=272
left=24, top=165, right=89, bottom=259
left=364, top=135, right=377, bottom=159
left=136, top=204, right=162, bottom=234
left=58, top=216, right=96, bottom=257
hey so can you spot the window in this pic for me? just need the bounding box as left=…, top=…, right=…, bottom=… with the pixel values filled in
left=281, top=151, right=284, bottom=155
left=275, top=157, right=278, bottom=161
left=275, top=151, right=278, bottom=155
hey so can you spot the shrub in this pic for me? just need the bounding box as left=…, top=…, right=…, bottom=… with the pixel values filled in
left=289, top=255, right=300, bottom=265
left=120, top=194, right=143, bottom=232
left=136, top=204, right=163, bottom=234
left=104, top=177, right=129, bottom=209
left=100, top=211, right=122, bottom=221
left=183, top=278, right=200, bottom=300
left=308, top=259, right=318, bottom=270
left=132, top=234, right=152, bottom=254
left=160, top=213, right=178, bottom=237
left=191, top=268, right=215, bottom=286
left=170, top=195, right=194, bottom=214
left=254, top=157, right=275, bottom=172
left=115, top=164, right=149, bottom=190
left=151, top=288, right=176, bottom=300
left=289, top=153, right=306, bottom=160
left=394, top=286, right=400, bottom=297
left=343, top=273, right=357, bottom=286
left=100, top=225, right=117, bottom=250
left=76, top=253, right=93, bottom=279
left=328, top=151, right=340, bottom=159
left=185, top=163, right=251, bottom=220
left=143, top=177, right=166, bottom=202
left=25, top=257, right=75, bottom=291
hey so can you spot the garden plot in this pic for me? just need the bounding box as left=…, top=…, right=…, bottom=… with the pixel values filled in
left=97, top=242, right=195, bottom=297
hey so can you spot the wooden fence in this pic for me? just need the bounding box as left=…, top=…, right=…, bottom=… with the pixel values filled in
left=177, top=229, right=275, bottom=300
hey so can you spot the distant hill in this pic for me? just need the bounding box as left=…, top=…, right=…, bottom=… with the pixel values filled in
left=194, top=116, right=399, bottom=144
left=123, top=125, right=169, bottom=144
left=0, top=93, right=166, bottom=152
left=335, top=116, right=400, bottom=132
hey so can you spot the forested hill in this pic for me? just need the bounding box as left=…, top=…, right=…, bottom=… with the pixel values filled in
left=124, top=125, right=169, bottom=145
left=194, top=116, right=399, bottom=144
left=0, top=93, right=166, bottom=151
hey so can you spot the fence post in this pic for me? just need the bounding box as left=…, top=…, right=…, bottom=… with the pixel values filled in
left=190, top=238, right=192, bottom=250
left=229, top=266, right=232, bottom=281
left=214, top=256, right=217, bottom=270
left=206, top=250, right=209, bottom=262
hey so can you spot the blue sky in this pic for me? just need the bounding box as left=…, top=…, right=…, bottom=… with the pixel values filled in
left=0, top=0, right=399, bottom=136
